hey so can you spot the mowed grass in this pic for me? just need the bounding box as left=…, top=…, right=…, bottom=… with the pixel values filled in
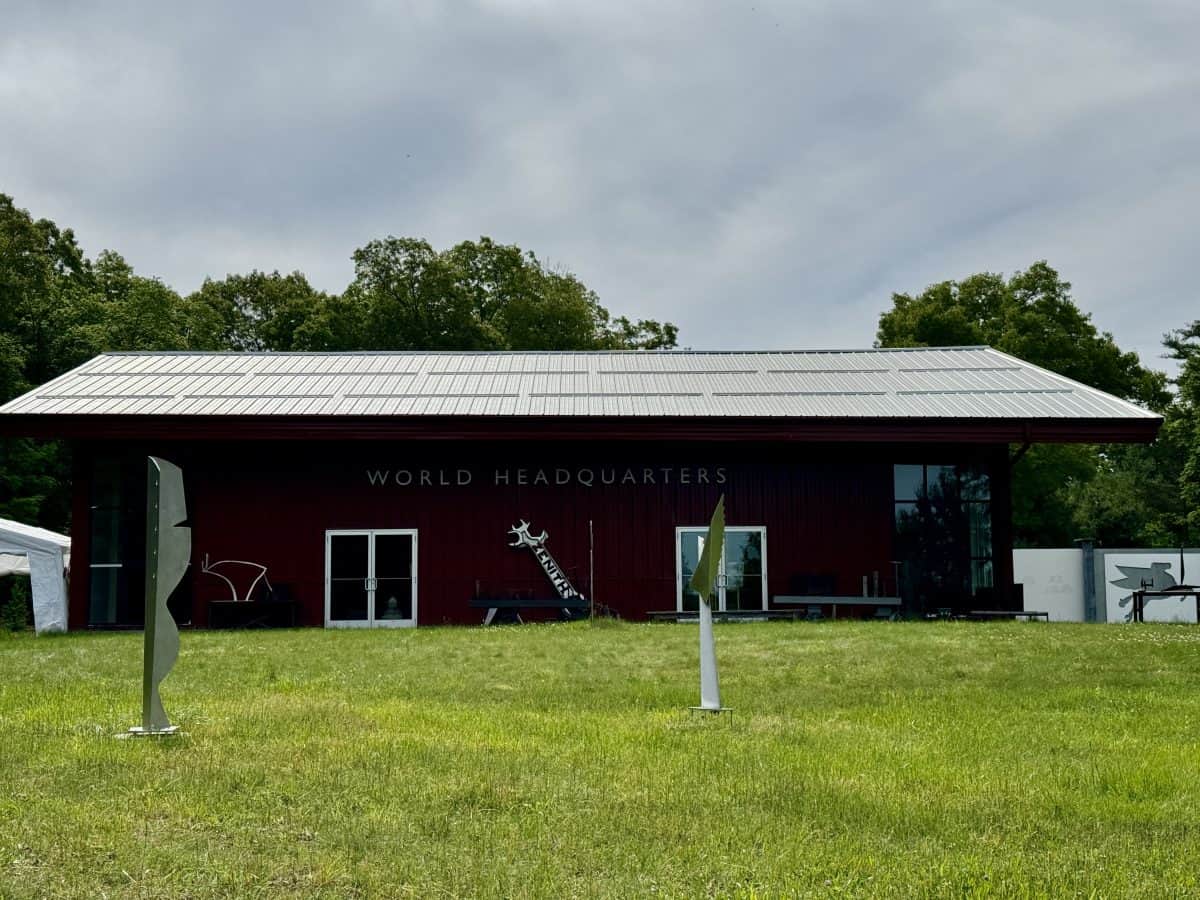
left=2, top=622, right=1200, bottom=899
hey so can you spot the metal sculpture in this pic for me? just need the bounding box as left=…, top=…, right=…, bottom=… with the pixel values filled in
left=200, top=553, right=272, bottom=603
left=689, top=495, right=729, bottom=716
left=508, top=520, right=586, bottom=604
left=1112, top=562, right=1178, bottom=622
left=130, top=456, right=189, bottom=736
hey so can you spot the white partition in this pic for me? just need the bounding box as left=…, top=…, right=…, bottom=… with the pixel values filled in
left=1013, top=549, right=1085, bottom=622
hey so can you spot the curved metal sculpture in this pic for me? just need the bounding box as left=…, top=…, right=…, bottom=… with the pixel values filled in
left=200, top=554, right=272, bottom=603
left=131, top=456, right=189, bottom=736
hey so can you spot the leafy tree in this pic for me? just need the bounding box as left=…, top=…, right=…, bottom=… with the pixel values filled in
left=1165, top=321, right=1200, bottom=542
left=346, top=236, right=677, bottom=351
left=186, top=270, right=334, bottom=351
left=877, top=261, right=1173, bottom=547
left=0, top=195, right=93, bottom=530
left=93, top=251, right=194, bottom=352
left=0, top=193, right=93, bottom=389
left=877, top=262, right=1169, bottom=409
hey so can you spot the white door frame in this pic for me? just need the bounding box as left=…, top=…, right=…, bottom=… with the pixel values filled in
left=325, top=529, right=418, bottom=628
left=675, top=525, right=768, bottom=612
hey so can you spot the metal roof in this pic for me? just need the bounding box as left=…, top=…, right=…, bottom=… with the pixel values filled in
left=0, top=347, right=1158, bottom=421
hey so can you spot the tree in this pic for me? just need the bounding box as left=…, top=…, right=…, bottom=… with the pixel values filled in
left=186, top=270, right=336, bottom=351
left=0, top=193, right=93, bottom=390
left=0, top=194, right=93, bottom=530
left=1165, top=321, right=1200, bottom=542
left=346, top=236, right=677, bottom=351
left=876, top=262, right=1172, bottom=546
left=877, top=262, right=1169, bottom=410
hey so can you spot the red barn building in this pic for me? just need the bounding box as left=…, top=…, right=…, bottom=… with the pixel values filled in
left=0, top=348, right=1159, bottom=629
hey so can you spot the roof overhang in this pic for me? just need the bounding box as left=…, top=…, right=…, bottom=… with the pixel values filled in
left=0, top=413, right=1163, bottom=444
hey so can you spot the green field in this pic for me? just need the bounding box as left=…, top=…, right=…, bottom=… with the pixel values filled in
left=2, top=621, right=1199, bottom=898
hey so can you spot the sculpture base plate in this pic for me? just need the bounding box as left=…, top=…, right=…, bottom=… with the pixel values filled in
left=688, top=706, right=733, bottom=722
left=123, top=725, right=181, bottom=738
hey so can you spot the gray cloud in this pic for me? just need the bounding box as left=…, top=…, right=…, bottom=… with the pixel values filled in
left=2, top=0, right=1197, bottom=373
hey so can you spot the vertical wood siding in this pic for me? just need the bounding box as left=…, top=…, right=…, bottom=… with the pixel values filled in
left=68, top=440, right=1011, bottom=627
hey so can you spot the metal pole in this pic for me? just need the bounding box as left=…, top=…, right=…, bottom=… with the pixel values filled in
left=589, top=519, right=595, bottom=620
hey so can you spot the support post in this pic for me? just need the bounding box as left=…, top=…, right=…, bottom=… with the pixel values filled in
left=1076, top=538, right=1097, bottom=623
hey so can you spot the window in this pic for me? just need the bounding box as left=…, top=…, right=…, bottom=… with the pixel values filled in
left=893, top=464, right=993, bottom=612
left=88, top=458, right=145, bottom=627
left=676, top=526, right=767, bottom=612
left=87, top=456, right=193, bottom=628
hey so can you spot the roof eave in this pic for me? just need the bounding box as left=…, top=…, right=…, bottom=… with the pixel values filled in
left=0, top=413, right=1163, bottom=444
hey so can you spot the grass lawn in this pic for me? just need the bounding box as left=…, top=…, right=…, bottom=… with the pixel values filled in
left=2, top=621, right=1199, bottom=898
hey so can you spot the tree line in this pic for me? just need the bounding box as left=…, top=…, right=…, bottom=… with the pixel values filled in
left=1, top=192, right=1197, bottom=547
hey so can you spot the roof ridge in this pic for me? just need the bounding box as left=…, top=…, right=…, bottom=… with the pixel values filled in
left=90, top=346, right=993, bottom=357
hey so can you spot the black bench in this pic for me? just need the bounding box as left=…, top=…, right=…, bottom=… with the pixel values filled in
left=208, top=591, right=297, bottom=629
left=647, top=609, right=804, bottom=622
left=774, top=595, right=901, bottom=620
left=965, top=609, right=1050, bottom=622
left=1130, top=588, right=1200, bottom=623
left=470, top=595, right=589, bottom=625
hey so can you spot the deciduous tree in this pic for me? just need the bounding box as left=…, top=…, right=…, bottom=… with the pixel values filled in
left=877, top=262, right=1173, bottom=546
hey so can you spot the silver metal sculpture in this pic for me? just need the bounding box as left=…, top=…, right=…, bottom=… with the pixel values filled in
left=129, top=456, right=189, bottom=736
left=689, top=495, right=730, bottom=717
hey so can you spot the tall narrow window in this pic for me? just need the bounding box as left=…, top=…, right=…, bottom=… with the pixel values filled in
left=893, top=464, right=992, bottom=613
left=88, top=457, right=144, bottom=627
left=88, top=456, right=191, bottom=627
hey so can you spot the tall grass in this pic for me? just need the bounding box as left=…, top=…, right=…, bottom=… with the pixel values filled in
left=2, top=621, right=1198, bottom=898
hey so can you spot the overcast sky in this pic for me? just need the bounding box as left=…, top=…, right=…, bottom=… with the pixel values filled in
left=2, top=1, right=1196, bottom=372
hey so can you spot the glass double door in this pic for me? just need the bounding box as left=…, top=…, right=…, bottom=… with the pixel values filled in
left=325, top=530, right=417, bottom=628
left=677, top=527, right=767, bottom=612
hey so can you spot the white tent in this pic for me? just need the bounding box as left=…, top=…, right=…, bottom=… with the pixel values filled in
left=0, top=518, right=71, bottom=634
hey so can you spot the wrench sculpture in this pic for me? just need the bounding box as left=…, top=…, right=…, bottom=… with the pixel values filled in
left=508, top=520, right=586, bottom=603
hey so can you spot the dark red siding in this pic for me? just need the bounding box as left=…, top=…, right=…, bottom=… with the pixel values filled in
left=68, top=440, right=1012, bottom=628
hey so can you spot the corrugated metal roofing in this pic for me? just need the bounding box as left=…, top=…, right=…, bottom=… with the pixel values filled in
left=0, top=347, right=1158, bottom=420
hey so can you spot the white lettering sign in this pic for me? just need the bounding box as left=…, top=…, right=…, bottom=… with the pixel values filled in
left=366, top=466, right=726, bottom=488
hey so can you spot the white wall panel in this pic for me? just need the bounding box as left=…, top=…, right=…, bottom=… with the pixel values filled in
left=1013, top=549, right=1085, bottom=622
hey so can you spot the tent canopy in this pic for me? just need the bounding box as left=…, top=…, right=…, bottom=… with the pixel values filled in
left=0, top=517, right=71, bottom=555
left=0, top=517, right=71, bottom=633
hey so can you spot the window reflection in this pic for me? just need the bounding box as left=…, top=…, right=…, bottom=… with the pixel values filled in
left=893, top=464, right=993, bottom=614
left=677, top=528, right=765, bottom=612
